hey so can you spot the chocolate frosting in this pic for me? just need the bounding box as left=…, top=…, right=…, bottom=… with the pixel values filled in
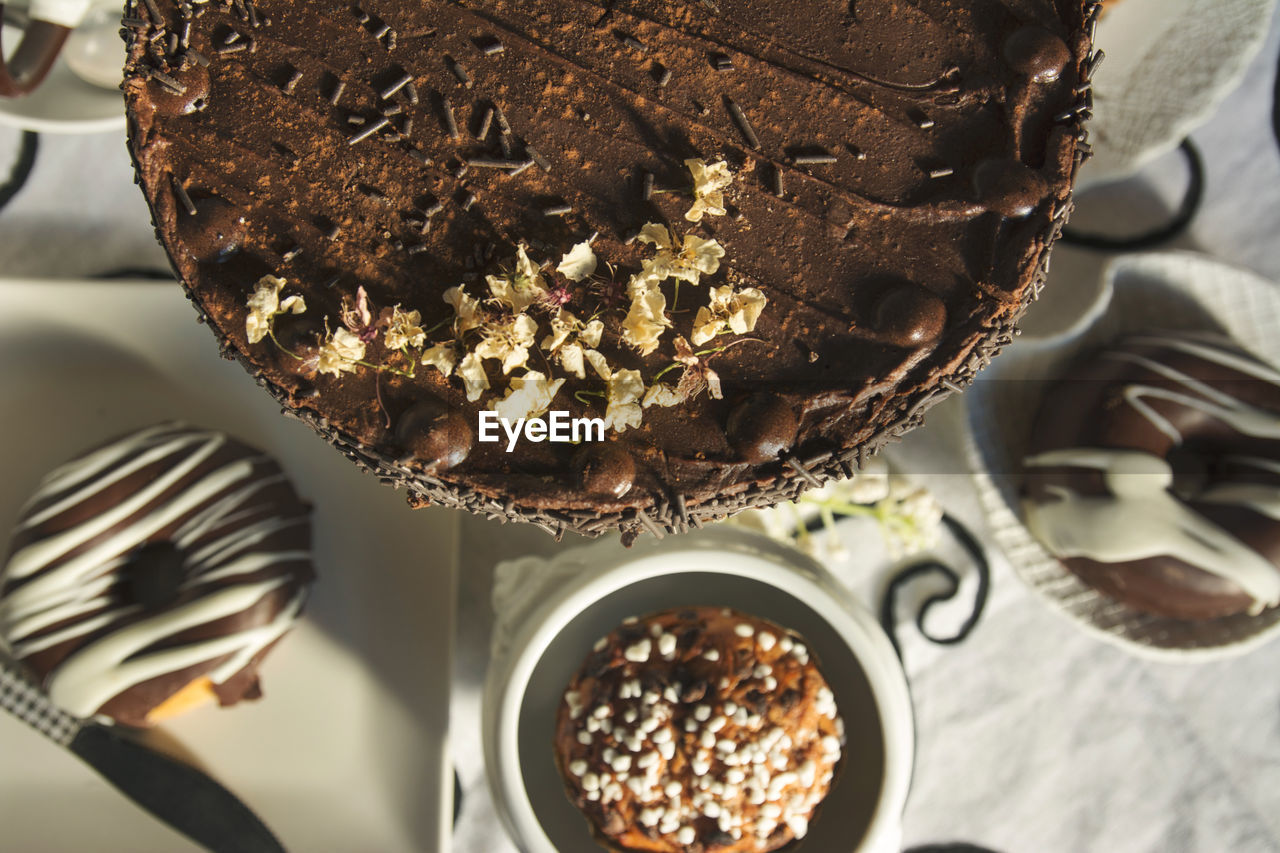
left=123, top=0, right=1097, bottom=539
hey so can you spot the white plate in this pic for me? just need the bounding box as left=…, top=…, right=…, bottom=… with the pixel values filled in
left=0, top=22, right=125, bottom=134
left=965, top=252, right=1280, bottom=660
left=0, top=279, right=457, bottom=851
left=1080, top=0, right=1277, bottom=186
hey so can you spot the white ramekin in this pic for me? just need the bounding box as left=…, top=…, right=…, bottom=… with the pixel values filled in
left=482, top=527, right=913, bottom=853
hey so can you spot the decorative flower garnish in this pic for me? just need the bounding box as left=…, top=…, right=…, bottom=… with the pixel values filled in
left=691, top=285, right=767, bottom=345
left=621, top=276, right=671, bottom=356
left=420, top=342, right=459, bottom=377
left=458, top=353, right=489, bottom=401
left=542, top=309, right=604, bottom=379
left=684, top=158, right=732, bottom=223
left=727, top=457, right=944, bottom=561
left=637, top=223, right=725, bottom=286
left=642, top=383, right=683, bottom=408
left=245, top=275, right=305, bottom=344
left=476, top=313, right=539, bottom=374
left=673, top=335, right=723, bottom=400
left=644, top=336, right=723, bottom=406
left=586, top=351, right=645, bottom=432
left=493, top=370, right=566, bottom=422
left=556, top=239, right=598, bottom=283
left=315, top=326, right=366, bottom=377
left=487, top=244, right=549, bottom=313
left=340, top=286, right=379, bottom=343
left=443, top=285, right=485, bottom=337
left=381, top=305, right=426, bottom=351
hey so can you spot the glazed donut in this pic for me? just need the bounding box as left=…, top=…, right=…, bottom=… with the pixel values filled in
left=1022, top=332, right=1280, bottom=620
left=554, top=606, right=844, bottom=853
left=0, top=423, right=314, bottom=727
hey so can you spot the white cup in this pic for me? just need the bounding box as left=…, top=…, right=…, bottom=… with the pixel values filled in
left=483, top=528, right=914, bottom=853
left=1, top=0, right=120, bottom=96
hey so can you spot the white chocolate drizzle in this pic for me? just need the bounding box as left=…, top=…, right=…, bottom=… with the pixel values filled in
left=0, top=424, right=311, bottom=718
left=1023, top=449, right=1280, bottom=610
left=1023, top=335, right=1280, bottom=611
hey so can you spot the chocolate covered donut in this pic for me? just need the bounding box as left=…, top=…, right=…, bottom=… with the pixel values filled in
left=123, top=0, right=1098, bottom=540
left=0, top=423, right=314, bottom=727
left=554, top=606, right=844, bottom=853
left=1022, top=333, right=1280, bottom=620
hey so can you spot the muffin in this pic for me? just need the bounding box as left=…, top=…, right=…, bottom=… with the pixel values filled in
left=554, top=606, right=844, bottom=852
left=1021, top=333, right=1280, bottom=620
left=0, top=423, right=315, bottom=727
left=122, top=0, right=1097, bottom=540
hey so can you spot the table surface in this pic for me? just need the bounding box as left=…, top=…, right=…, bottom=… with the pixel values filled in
left=2, top=7, right=1279, bottom=852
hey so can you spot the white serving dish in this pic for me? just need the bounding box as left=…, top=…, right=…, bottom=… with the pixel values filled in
left=482, top=527, right=914, bottom=853
left=0, top=278, right=457, bottom=851
left=1080, top=0, right=1277, bottom=187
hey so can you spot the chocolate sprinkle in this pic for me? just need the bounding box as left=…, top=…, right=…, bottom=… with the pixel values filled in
left=476, top=105, right=494, bottom=140
left=171, top=174, right=197, bottom=215
left=792, top=152, right=837, bottom=165
left=441, top=96, right=460, bottom=139
left=446, top=56, right=472, bottom=88
left=347, top=116, right=389, bottom=144
left=379, top=72, right=413, bottom=100
left=467, top=157, right=528, bottom=169
left=725, top=97, right=760, bottom=149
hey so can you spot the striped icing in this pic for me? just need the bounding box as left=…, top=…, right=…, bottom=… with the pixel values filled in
left=0, top=424, right=311, bottom=718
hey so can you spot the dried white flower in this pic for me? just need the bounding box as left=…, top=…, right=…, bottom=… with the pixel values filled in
left=621, top=277, right=671, bottom=355
left=382, top=305, right=426, bottom=350
left=637, top=223, right=725, bottom=286
left=556, top=239, right=598, bottom=282
left=476, top=313, right=539, bottom=374
left=315, top=327, right=365, bottom=377
left=684, top=158, right=732, bottom=223
left=642, top=383, right=683, bottom=408
left=542, top=310, right=605, bottom=379
left=604, top=368, right=645, bottom=432
left=443, top=285, right=484, bottom=336
left=494, top=370, right=565, bottom=422
left=245, top=275, right=305, bottom=344
left=672, top=335, right=723, bottom=400
left=585, top=351, right=645, bottom=432
left=457, top=352, right=489, bottom=401
left=691, top=285, right=767, bottom=345
left=420, top=342, right=458, bottom=377
left=488, top=245, right=549, bottom=313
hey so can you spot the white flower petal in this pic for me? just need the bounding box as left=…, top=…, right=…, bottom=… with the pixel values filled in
left=458, top=353, right=489, bottom=401
left=420, top=343, right=457, bottom=377
left=556, top=240, right=598, bottom=282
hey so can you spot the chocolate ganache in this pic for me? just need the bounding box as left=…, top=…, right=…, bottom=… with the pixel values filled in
left=124, top=0, right=1098, bottom=540
left=0, top=424, right=314, bottom=727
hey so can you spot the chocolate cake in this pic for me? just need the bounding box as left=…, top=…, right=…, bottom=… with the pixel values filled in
left=1022, top=333, right=1280, bottom=620
left=554, top=607, right=844, bottom=853
left=123, top=0, right=1099, bottom=540
left=0, top=423, right=314, bottom=727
